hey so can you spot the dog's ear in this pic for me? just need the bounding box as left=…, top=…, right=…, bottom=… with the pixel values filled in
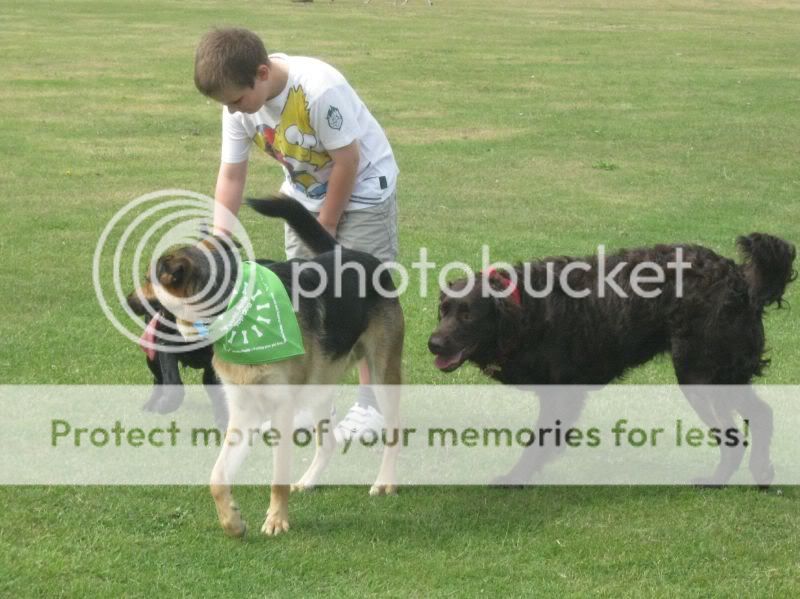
left=156, top=255, right=190, bottom=288
left=486, top=272, right=505, bottom=294
left=494, top=298, right=524, bottom=356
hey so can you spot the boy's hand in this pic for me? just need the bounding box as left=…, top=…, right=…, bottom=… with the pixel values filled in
left=213, top=161, right=248, bottom=236
left=317, top=140, right=359, bottom=240
left=317, top=217, right=339, bottom=238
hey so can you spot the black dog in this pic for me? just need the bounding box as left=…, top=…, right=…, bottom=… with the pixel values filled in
left=428, top=233, right=795, bottom=486
left=135, top=307, right=229, bottom=430
left=128, top=258, right=278, bottom=430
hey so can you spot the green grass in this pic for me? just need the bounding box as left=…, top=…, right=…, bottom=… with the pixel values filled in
left=1, top=0, right=799, bottom=595
left=2, top=485, right=799, bottom=596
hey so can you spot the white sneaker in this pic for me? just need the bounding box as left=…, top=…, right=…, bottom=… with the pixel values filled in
left=334, top=403, right=384, bottom=444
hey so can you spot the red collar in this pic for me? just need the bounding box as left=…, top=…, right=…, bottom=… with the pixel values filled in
left=486, top=267, right=522, bottom=306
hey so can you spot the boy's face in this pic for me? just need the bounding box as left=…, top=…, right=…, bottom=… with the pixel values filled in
left=213, top=64, right=271, bottom=114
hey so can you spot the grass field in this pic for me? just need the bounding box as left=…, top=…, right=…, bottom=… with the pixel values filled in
left=1, top=0, right=799, bottom=595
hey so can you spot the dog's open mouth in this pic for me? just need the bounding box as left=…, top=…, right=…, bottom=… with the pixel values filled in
left=139, top=314, right=159, bottom=361
left=433, top=348, right=470, bottom=372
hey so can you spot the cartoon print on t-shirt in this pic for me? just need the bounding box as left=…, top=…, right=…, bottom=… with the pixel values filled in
left=326, top=106, right=343, bottom=130
left=253, top=124, right=280, bottom=161
left=251, top=85, right=333, bottom=199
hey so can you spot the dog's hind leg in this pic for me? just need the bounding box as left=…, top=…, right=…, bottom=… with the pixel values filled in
left=492, top=388, right=588, bottom=486
left=672, top=323, right=774, bottom=486
left=292, top=390, right=337, bottom=493
left=675, top=381, right=747, bottom=486
left=364, top=306, right=404, bottom=496
left=703, top=394, right=748, bottom=487
left=728, top=387, right=774, bottom=487
left=673, top=339, right=750, bottom=485
left=210, top=386, right=265, bottom=538
left=371, top=382, right=401, bottom=496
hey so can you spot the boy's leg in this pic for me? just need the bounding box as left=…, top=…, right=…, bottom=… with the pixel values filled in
left=285, top=191, right=398, bottom=262
left=333, top=192, right=399, bottom=264
left=334, top=193, right=398, bottom=439
left=283, top=193, right=399, bottom=440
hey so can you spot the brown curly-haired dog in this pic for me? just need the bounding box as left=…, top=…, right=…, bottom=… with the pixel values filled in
left=428, top=233, right=795, bottom=486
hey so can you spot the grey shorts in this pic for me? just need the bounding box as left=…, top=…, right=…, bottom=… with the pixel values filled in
left=285, top=191, right=399, bottom=263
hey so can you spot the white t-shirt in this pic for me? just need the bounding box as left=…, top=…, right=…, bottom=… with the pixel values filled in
left=221, top=54, right=399, bottom=211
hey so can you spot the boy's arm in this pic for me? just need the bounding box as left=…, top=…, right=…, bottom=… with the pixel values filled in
left=317, top=140, right=360, bottom=236
left=213, top=160, right=248, bottom=236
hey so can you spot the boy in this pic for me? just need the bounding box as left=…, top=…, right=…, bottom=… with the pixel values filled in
left=194, top=27, right=398, bottom=440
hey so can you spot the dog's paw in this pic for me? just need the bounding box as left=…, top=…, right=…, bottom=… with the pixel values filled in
left=142, top=389, right=163, bottom=412
left=489, top=473, right=526, bottom=489
left=290, top=481, right=316, bottom=493
left=261, top=513, right=290, bottom=536
left=750, top=461, right=775, bottom=489
left=369, top=483, right=398, bottom=497
left=153, top=389, right=184, bottom=414
left=691, top=476, right=726, bottom=489
left=219, top=505, right=247, bottom=538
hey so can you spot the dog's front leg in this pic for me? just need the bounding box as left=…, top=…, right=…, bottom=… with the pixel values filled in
left=142, top=356, right=164, bottom=411
left=209, top=388, right=261, bottom=538
left=202, top=367, right=229, bottom=431
left=262, top=403, right=293, bottom=536
left=492, top=389, right=587, bottom=486
left=152, top=351, right=185, bottom=414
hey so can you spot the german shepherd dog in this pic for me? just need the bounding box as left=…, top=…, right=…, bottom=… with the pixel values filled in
left=428, top=233, right=795, bottom=486
left=128, top=196, right=404, bottom=536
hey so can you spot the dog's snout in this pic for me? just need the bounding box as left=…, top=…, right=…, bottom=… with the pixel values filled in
left=428, top=334, right=446, bottom=355
left=127, top=290, right=152, bottom=316
left=127, top=291, right=143, bottom=314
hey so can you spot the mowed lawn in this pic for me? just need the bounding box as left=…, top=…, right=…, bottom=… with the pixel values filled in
left=1, top=0, right=799, bottom=595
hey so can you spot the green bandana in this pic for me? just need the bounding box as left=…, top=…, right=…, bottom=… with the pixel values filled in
left=211, top=262, right=305, bottom=365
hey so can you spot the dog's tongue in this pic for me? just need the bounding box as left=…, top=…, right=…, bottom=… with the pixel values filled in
left=139, top=314, right=158, bottom=361
left=434, top=351, right=464, bottom=371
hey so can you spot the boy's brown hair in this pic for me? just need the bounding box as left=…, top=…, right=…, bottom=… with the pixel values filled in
left=194, top=28, right=270, bottom=97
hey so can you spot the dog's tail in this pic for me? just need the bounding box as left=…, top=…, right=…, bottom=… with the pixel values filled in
left=737, top=233, right=796, bottom=309
left=246, top=195, right=337, bottom=255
